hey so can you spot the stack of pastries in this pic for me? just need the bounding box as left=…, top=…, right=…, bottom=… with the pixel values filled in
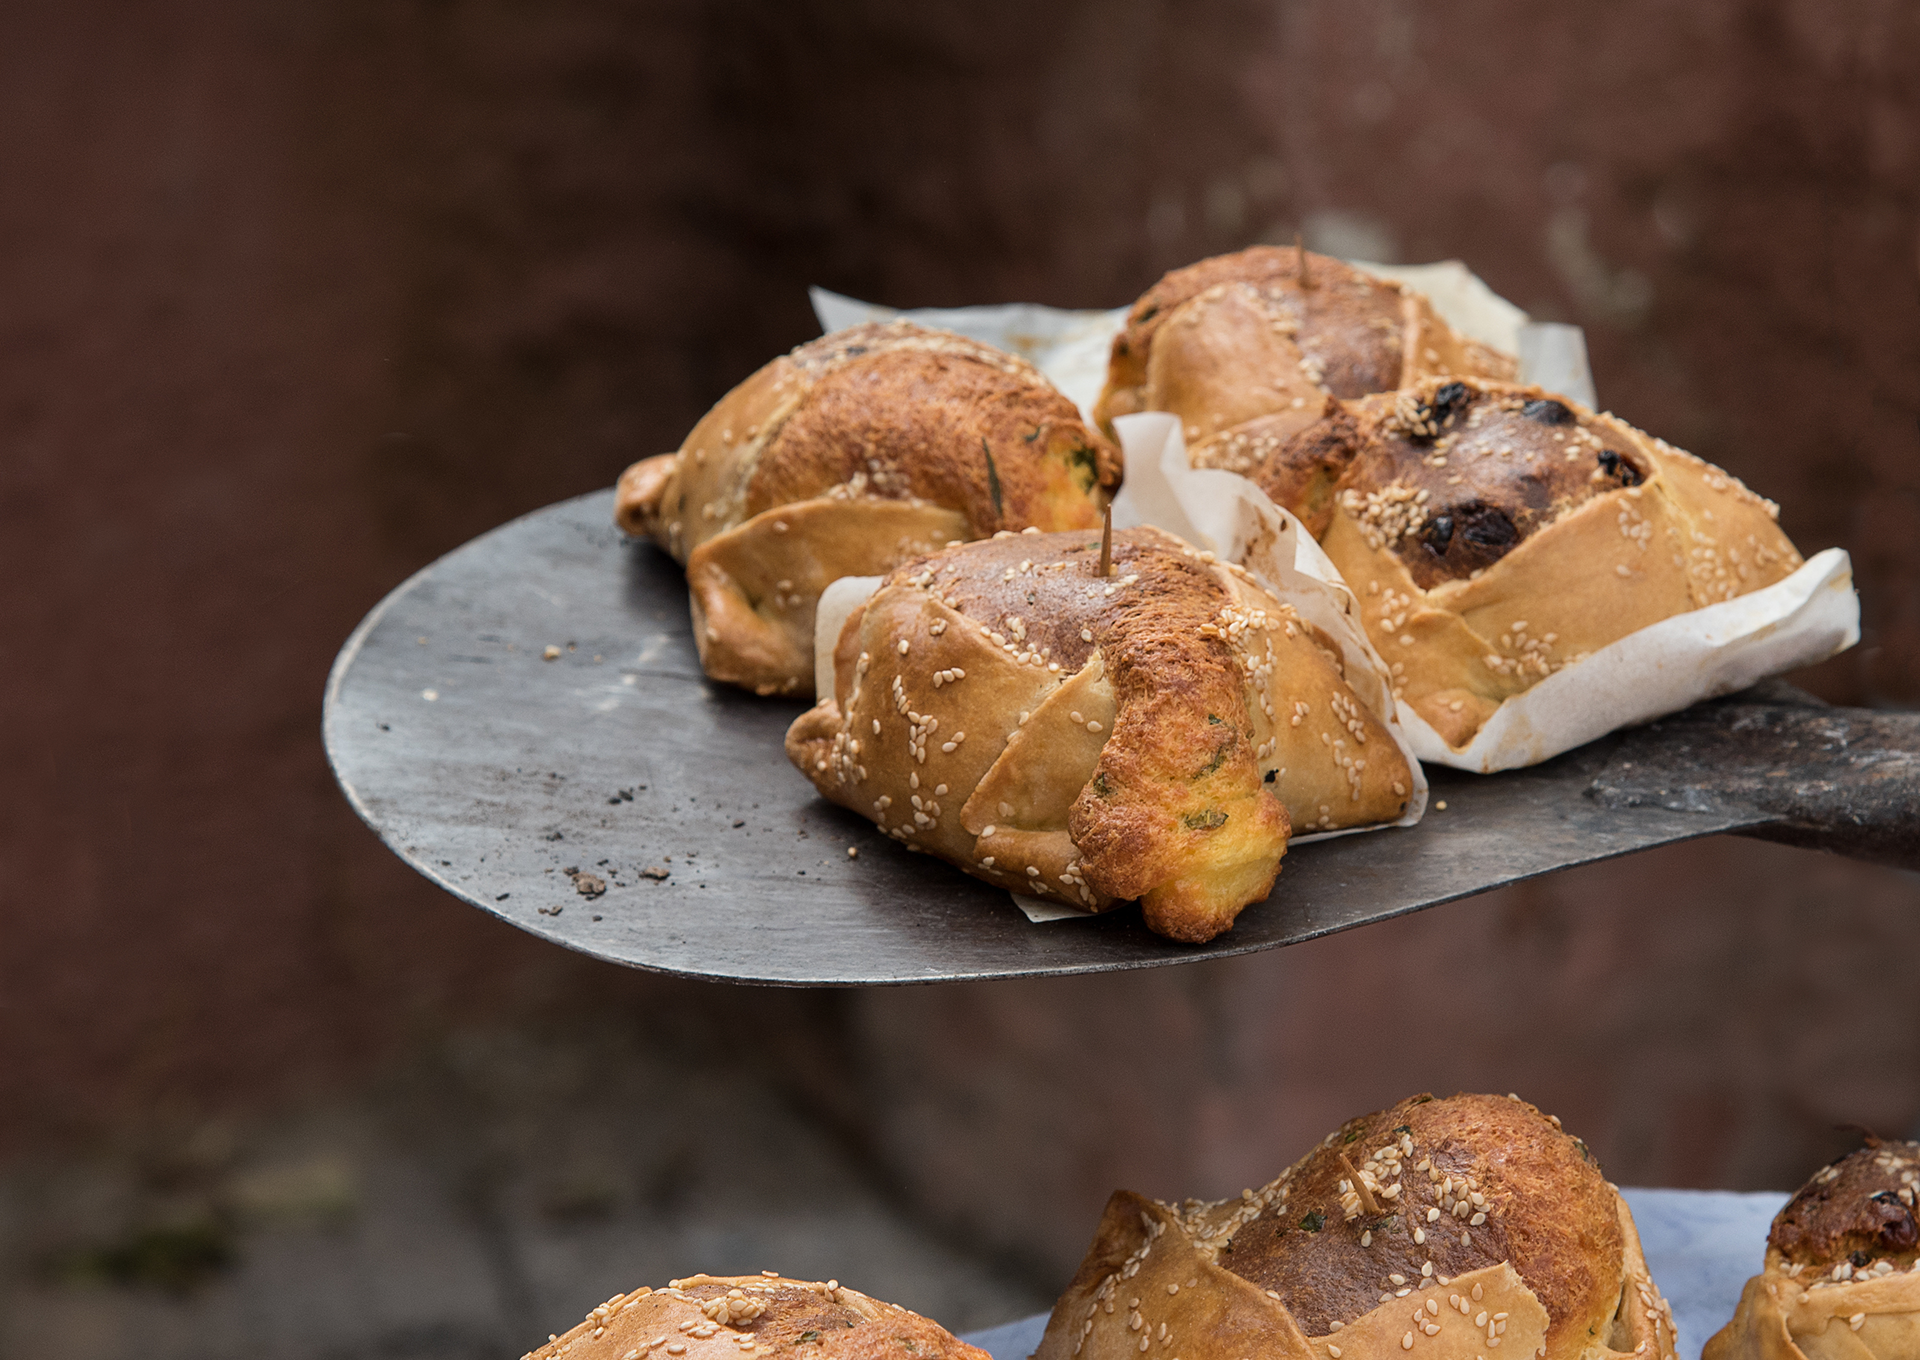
left=1092, top=247, right=1809, bottom=753
left=611, top=244, right=1815, bottom=938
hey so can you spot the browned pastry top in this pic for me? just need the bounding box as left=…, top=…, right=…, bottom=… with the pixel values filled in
left=526, top=1274, right=987, bottom=1360
left=1210, top=1093, right=1622, bottom=1349
left=1770, top=1141, right=1920, bottom=1269
left=745, top=340, right=1114, bottom=532
left=908, top=529, right=1230, bottom=679
left=1106, top=246, right=1410, bottom=402
left=1334, top=380, right=1648, bottom=590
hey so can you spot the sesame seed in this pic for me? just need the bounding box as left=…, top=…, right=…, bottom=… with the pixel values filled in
left=898, top=639, right=910, bottom=654
left=1402, top=1333, right=1414, bottom=1350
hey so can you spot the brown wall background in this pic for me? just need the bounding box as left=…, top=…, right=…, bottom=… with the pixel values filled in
left=3, top=0, right=1918, bottom=1270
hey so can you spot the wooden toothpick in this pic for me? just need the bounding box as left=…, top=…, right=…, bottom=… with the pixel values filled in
left=1097, top=499, right=1114, bottom=577
left=1338, top=1152, right=1383, bottom=1216
left=1296, top=232, right=1312, bottom=289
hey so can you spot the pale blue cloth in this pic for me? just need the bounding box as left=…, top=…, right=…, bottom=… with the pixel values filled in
left=962, top=1188, right=1790, bottom=1360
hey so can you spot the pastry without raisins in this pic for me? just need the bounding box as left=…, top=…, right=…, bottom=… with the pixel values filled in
left=617, top=320, right=1120, bottom=697
left=784, top=526, right=1412, bottom=943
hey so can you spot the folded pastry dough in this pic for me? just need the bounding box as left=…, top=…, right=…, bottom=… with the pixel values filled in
left=1035, top=1093, right=1676, bottom=1360
left=616, top=320, right=1120, bottom=696
left=1243, top=377, right=1805, bottom=750
left=784, top=526, right=1413, bottom=943
left=1704, top=1141, right=1920, bottom=1360
left=1094, top=246, right=1516, bottom=473
left=524, top=1273, right=987, bottom=1360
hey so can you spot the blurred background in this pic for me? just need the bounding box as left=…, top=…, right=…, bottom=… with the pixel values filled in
left=3, top=0, right=1917, bottom=1356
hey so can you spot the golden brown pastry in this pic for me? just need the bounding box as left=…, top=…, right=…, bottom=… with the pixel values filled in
left=524, top=1273, right=988, bottom=1360
left=1704, top=1141, right=1920, bottom=1360
left=1036, top=1093, right=1676, bottom=1360
left=784, top=526, right=1414, bottom=943
left=1245, top=377, right=1805, bottom=750
left=615, top=321, right=1120, bottom=696
left=1093, top=246, right=1516, bottom=474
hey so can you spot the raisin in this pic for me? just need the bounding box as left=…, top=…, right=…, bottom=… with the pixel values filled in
left=1460, top=503, right=1518, bottom=548
left=1597, top=450, right=1645, bottom=487
left=1424, top=515, right=1455, bottom=553
left=1523, top=398, right=1573, bottom=424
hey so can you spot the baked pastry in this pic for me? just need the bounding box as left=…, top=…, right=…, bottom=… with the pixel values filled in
left=1035, top=1092, right=1676, bottom=1360
left=616, top=320, right=1121, bottom=696
left=1093, top=246, right=1516, bottom=476
left=523, top=1273, right=988, bottom=1360
left=1245, top=377, right=1806, bottom=749
left=1704, top=1139, right=1920, bottom=1360
left=784, top=525, right=1414, bottom=943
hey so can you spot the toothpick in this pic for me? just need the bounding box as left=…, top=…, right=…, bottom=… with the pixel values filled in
left=1338, top=1152, right=1383, bottom=1216
left=1097, top=499, right=1113, bottom=577
left=1296, top=232, right=1312, bottom=289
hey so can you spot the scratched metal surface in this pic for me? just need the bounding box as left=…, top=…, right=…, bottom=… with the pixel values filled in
left=322, top=491, right=1912, bottom=987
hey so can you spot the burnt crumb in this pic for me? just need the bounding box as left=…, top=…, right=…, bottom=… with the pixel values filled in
left=1423, top=514, right=1455, bottom=553
left=1523, top=398, right=1574, bottom=425
left=1596, top=450, right=1645, bottom=487
left=1263, top=769, right=1277, bottom=782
